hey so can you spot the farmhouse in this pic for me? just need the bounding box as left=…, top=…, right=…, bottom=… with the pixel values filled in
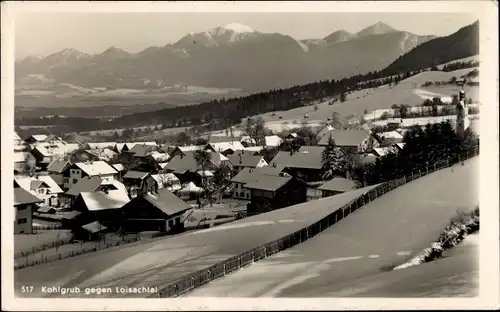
left=65, top=176, right=127, bottom=205
left=14, top=187, right=42, bottom=234
left=264, top=135, right=284, bottom=147
left=72, top=188, right=130, bottom=229
left=120, top=189, right=192, bottom=234
left=227, top=153, right=268, bottom=174
left=245, top=173, right=307, bottom=216
left=15, top=175, right=63, bottom=207
left=122, top=171, right=158, bottom=198
left=30, top=141, right=79, bottom=169
left=230, top=165, right=286, bottom=200
left=62, top=161, right=118, bottom=191
left=270, top=146, right=325, bottom=182
left=317, top=129, right=370, bottom=154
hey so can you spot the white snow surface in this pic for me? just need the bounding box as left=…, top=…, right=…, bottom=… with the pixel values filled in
left=220, top=23, right=255, bottom=34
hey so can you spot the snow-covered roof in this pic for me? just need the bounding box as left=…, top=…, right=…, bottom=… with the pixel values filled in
left=378, top=131, right=404, bottom=140
left=196, top=170, right=214, bottom=177
left=178, top=145, right=204, bottom=152
left=264, top=135, right=283, bottom=147
left=207, top=141, right=245, bottom=152
left=149, top=151, right=170, bottom=162
left=74, top=160, right=118, bottom=176
left=30, top=134, right=49, bottom=142
left=151, top=173, right=180, bottom=184
left=87, top=142, right=117, bottom=150
left=13, top=152, right=31, bottom=163
left=242, top=146, right=264, bottom=152
left=112, top=163, right=125, bottom=172
left=80, top=189, right=130, bottom=211
left=15, top=175, right=64, bottom=194
left=34, top=142, right=79, bottom=157
left=85, top=148, right=117, bottom=161
left=373, top=146, right=399, bottom=157
left=125, top=141, right=157, bottom=149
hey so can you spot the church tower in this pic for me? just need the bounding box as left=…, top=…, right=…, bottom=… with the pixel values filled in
left=455, top=87, right=468, bottom=138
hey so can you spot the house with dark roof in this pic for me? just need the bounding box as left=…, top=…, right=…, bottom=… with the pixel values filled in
left=73, top=221, right=108, bottom=241
left=269, top=146, right=326, bottom=182
left=169, top=145, right=205, bottom=158
left=230, top=165, right=286, bottom=200
left=46, top=159, right=71, bottom=187
left=164, top=151, right=227, bottom=185
left=120, top=188, right=192, bottom=234
left=317, top=177, right=357, bottom=197
left=227, top=152, right=268, bottom=174
left=14, top=186, right=42, bottom=234
left=122, top=171, right=158, bottom=199
left=317, top=129, right=370, bottom=154
left=245, top=173, right=307, bottom=216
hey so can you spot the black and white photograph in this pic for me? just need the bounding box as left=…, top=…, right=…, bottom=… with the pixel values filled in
left=2, top=1, right=498, bottom=310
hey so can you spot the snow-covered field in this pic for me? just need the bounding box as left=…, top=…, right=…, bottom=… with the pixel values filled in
left=364, top=104, right=480, bottom=122
left=372, top=114, right=480, bottom=129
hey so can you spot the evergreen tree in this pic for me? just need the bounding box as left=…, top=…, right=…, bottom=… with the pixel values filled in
left=321, top=136, right=348, bottom=180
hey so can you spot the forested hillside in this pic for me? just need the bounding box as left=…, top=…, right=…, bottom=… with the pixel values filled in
left=384, top=21, right=479, bottom=74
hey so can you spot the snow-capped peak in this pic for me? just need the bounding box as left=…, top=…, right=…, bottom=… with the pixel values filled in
left=222, top=23, right=255, bottom=33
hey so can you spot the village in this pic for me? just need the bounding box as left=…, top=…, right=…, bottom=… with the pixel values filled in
left=13, top=81, right=480, bottom=270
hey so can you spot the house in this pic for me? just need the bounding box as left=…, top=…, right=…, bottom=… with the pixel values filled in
left=13, top=152, right=36, bottom=175
left=47, top=159, right=71, bottom=175
left=227, top=153, right=268, bottom=174
left=14, top=187, right=42, bottom=234
left=316, top=125, right=335, bottom=142
left=14, top=132, right=29, bottom=152
left=24, top=134, right=50, bottom=146
left=126, top=143, right=158, bottom=158
left=242, top=146, right=265, bottom=153
left=169, top=145, right=205, bottom=158
left=62, top=161, right=118, bottom=191
left=269, top=146, right=326, bottom=182
left=373, top=131, right=404, bottom=146
left=205, top=141, right=245, bottom=155
left=264, top=135, right=283, bottom=147
left=317, top=177, right=357, bottom=197
left=72, top=188, right=130, bottom=229
left=15, top=175, right=64, bottom=207
left=122, top=171, right=158, bottom=198
left=118, top=142, right=157, bottom=153
left=111, top=163, right=126, bottom=179
left=245, top=173, right=307, bottom=216
left=317, top=129, right=371, bottom=154
left=141, top=151, right=170, bottom=173
left=65, top=176, right=127, bottom=205
left=30, top=141, right=79, bottom=169
left=84, top=148, right=118, bottom=162
left=120, top=188, right=192, bottom=234
left=164, top=151, right=225, bottom=184
left=151, top=173, right=182, bottom=192
left=230, top=165, right=286, bottom=200
left=81, top=142, right=117, bottom=150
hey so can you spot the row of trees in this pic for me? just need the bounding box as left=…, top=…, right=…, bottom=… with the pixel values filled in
left=350, top=120, right=479, bottom=186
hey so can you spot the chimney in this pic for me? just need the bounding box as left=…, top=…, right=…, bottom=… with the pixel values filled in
left=272, top=162, right=277, bottom=168
left=289, top=150, right=293, bottom=156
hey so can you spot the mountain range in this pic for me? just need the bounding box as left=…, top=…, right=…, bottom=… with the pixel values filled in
left=16, top=22, right=437, bottom=92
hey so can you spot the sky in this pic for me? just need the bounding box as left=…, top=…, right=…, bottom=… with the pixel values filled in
left=15, top=12, right=478, bottom=59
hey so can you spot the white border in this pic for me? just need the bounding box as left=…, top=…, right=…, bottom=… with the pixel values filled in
left=2, top=1, right=499, bottom=310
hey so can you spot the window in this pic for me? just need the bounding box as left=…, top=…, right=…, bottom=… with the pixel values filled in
left=72, top=179, right=78, bottom=184
left=17, top=218, right=27, bottom=224
left=246, top=192, right=250, bottom=199
left=239, top=192, right=244, bottom=197
left=64, top=178, right=69, bottom=183
left=168, top=220, right=174, bottom=227
left=175, top=217, right=180, bottom=224
left=17, top=205, right=26, bottom=211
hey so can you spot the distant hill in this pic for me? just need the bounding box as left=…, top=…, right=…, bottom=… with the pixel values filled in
left=383, top=21, right=479, bottom=74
